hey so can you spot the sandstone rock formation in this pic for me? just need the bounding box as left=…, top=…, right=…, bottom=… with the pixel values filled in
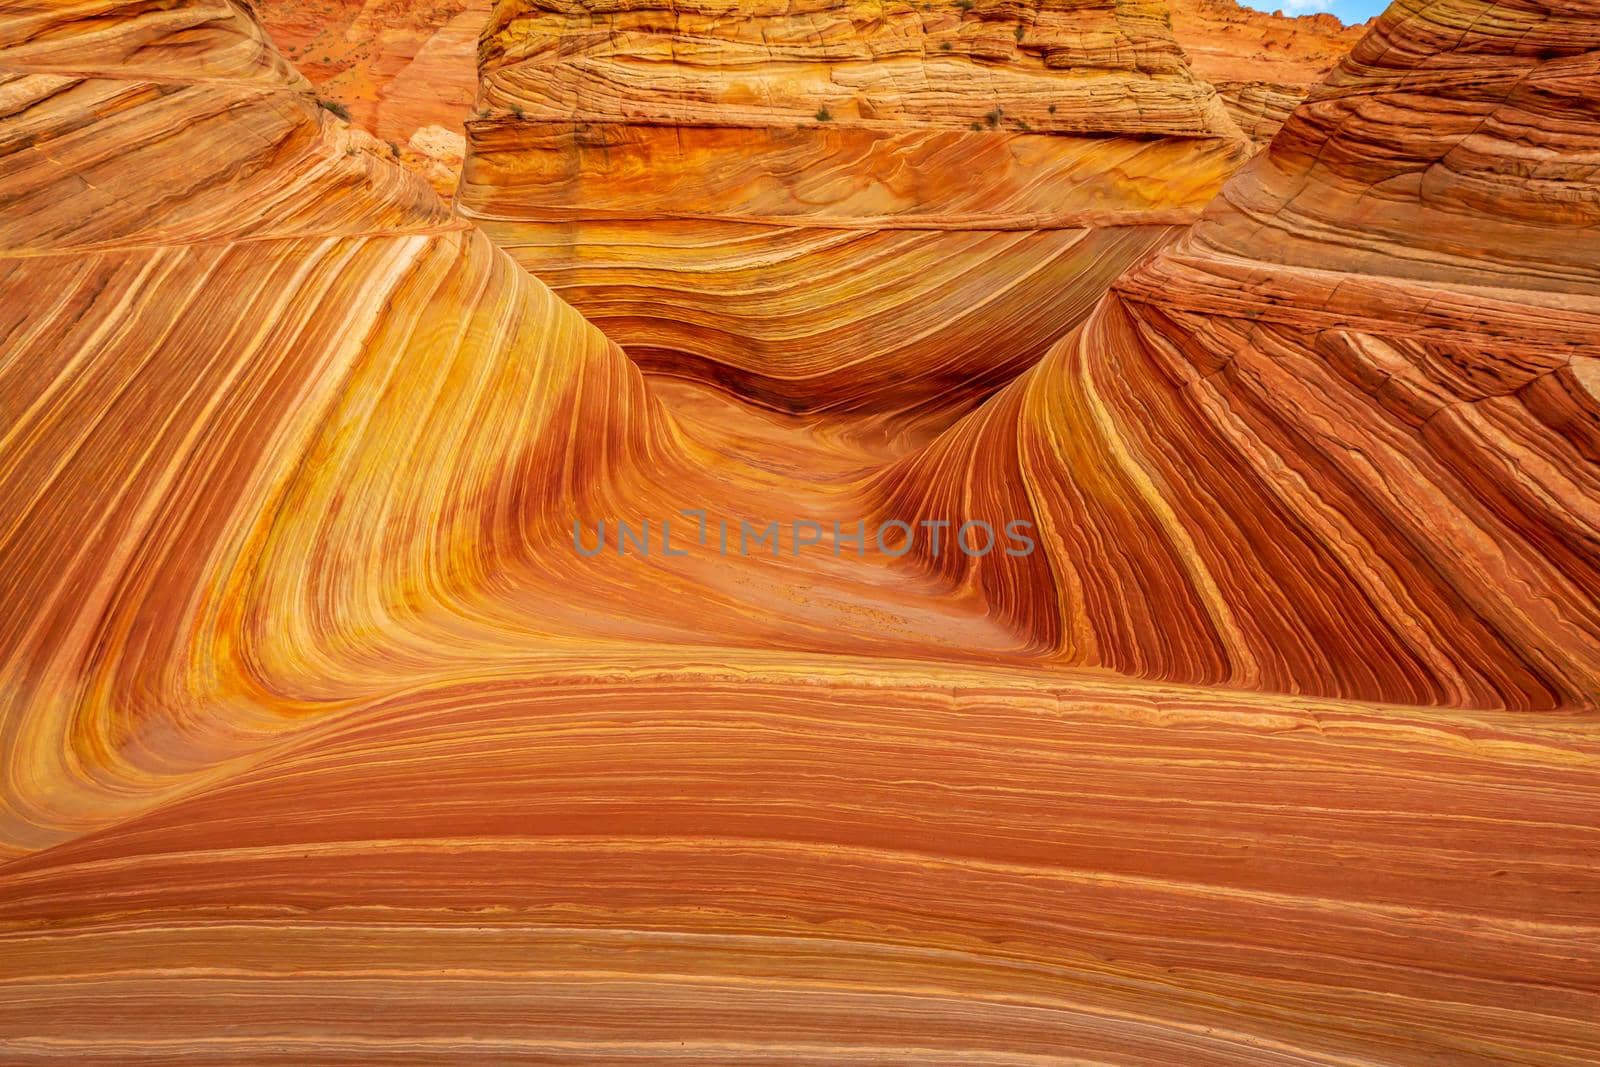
left=456, top=0, right=1252, bottom=415
left=1208, top=77, right=1303, bottom=141
left=252, top=0, right=1369, bottom=191
left=1174, top=0, right=1363, bottom=83
left=0, top=0, right=684, bottom=848
left=873, top=0, right=1600, bottom=709
left=1171, top=0, right=1367, bottom=143
left=258, top=0, right=491, bottom=196
left=1, top=0, right=1599, bottom=1063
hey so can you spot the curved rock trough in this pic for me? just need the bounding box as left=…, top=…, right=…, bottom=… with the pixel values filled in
left=1, top=0, right=1598, bottom=1062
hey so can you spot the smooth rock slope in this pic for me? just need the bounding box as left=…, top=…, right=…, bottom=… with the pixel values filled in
left=0, top=0, right=684, bottom=849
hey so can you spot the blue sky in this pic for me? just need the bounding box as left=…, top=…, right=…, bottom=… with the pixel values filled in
left=1236, top=0, right=1389, bottom=24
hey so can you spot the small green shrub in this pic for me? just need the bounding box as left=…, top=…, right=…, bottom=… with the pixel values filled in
left=940, top=40, right=953, bottom=50
left=984, top=107, right=1002, bottom=128
left=317, top=98, right=351, bottom=121
left=815, top=107, right=833, bottom=122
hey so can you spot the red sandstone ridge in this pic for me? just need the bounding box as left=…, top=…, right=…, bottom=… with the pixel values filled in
left=251, top=0, right=1368, bottom=198
left=456, top=0, right=1250, bottom=416
left=1170, top=0, right=1370, bottom=142
left=873, top=0, right=1600, bottom=709
left=1173, top=0, right=1366, bottom=84
left=257, top=0, right=489, bottom=196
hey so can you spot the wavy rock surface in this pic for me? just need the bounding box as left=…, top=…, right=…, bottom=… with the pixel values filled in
left=0, top=0, right=690, bottom=849
left=2, top=0, right=1599, bottom=1063
left=457, top=0, right=1251, bottom=414
left=1210, top=77, right=1304, bottom=142
left=5, top=664, right=1598, bottom=1065
left=873, top=0, right=1600, bottom=709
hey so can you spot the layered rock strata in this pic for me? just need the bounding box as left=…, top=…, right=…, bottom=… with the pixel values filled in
left=1171, top=0, right=1367, bottom=143
left=1172, top=0, right=1363, bottom=84
left=1211, top=78, right=1303, bottom=142
left=252, top=0, right=1368, bottom=191
left=457, top=0, right=1252, bottom=414
left=0, top=0, right=686, bottom=847
left=1, top=0, right=1598, bottom=1062
left=872, top=0, right=1600, bottom=709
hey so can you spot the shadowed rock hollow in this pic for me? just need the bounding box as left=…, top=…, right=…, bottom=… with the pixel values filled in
left=455, top=0, right=1254, bottom=415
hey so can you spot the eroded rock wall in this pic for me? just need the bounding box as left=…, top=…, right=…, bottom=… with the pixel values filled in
left=457, top=0, right=1252, bottom=415
left=872, top=0, right=1600, bottom=709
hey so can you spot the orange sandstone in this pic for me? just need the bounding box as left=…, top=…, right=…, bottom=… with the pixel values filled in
left=0, top=0, right=1597, bottom=1063
left=456, top=0, right=1252, bottom=415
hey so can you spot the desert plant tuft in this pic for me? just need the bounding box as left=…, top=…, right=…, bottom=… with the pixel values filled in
left=1014, top=24, right=1025, bottom=41
left=984, top=107, right=1002, bottom=128
left=815, top=107, right=833, bottom=122
left=940, top=40, right=953, bottom=50
left=317, top=98, right=352, bottom=121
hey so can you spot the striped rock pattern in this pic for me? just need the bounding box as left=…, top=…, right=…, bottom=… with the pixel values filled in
left=0, top=0, right=690, bottom=849
left=1212, top=79, right=1304, bottom=143
left=871, top=0, right=1600, bottom=709
left=1171, top=0, right=1366, bottom=144
left=1, top=0, right=1599, bottom=1064
left=456, top=0, right=1252, bottom=414
left=3, top=664, right=1598, bottom=1064
left=248, top=0, right=1364, bottom=192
